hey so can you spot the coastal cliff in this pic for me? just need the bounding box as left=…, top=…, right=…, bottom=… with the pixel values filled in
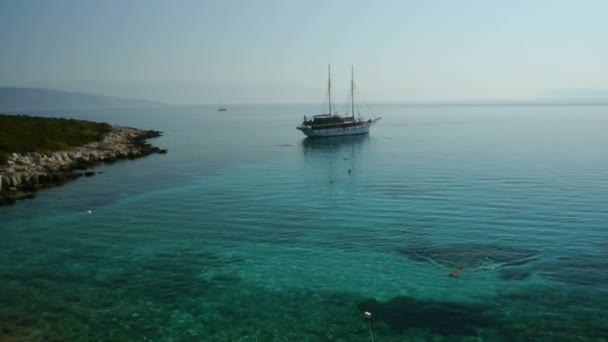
left=0, top=126, right=167, bottom=206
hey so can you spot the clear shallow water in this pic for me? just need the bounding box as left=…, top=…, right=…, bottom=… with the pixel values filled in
left=1, top=104, right=608, bottom=341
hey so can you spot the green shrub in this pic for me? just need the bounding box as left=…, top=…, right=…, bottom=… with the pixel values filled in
left=0, top=114, right=112, bottom=165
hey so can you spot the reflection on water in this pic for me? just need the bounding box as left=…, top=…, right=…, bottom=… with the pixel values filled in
left=299, top=135, right=371, bottom=185
left=300, top=134, right=370, bottom=157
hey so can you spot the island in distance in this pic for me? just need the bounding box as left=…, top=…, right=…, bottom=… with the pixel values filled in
left=0, top=87, right=163, bottom=111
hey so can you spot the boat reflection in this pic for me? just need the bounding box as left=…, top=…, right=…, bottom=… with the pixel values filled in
left=300, top=135, right=370, bottom=187
left=300, top=134, right=370, bottom=166
left=300, top=134, right=370, bottom=152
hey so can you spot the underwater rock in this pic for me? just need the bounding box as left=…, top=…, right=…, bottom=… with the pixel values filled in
left=398, top=242, right=539, bottom=271
left=537, top=253, right=608, bottom=287
left=358, top=295, right=492, bottom=335
left=493, top=287, right=608, bottom=340
left=498, top=267, right=532, bottom=281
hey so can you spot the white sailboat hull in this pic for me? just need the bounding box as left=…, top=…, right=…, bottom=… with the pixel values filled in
left=297, top=118, right=379, bottom=137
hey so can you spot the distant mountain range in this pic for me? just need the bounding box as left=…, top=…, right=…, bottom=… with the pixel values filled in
left=2, top=85, right=607, bottom=110
left=18, top=81, right=323, bottom=105
left=0, top=87, right=163, bottom=111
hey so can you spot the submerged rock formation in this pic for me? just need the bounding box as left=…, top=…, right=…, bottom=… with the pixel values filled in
left=0, top=127, right=167, bottom=205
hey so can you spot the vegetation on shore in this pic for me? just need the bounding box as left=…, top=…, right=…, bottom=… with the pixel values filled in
left=0, top=114, right=112, bottom=165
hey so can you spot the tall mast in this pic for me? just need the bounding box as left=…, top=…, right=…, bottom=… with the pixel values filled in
left=351, top=65, right=355, bottom=119
left=328, top=64, right=332, bottom=115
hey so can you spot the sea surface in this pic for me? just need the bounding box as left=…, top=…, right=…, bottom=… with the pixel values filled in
left=1, top=104, right=608, bottom=341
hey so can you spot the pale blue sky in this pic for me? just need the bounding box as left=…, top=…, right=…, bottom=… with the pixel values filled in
left=1, top=0, right=607, bottom=103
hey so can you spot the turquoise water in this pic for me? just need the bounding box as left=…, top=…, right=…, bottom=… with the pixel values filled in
left=1, top=104, right=608, bottom=341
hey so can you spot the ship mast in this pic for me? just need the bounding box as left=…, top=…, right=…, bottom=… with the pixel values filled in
left=328, top=65, right=332, bottom=115
left=351, top=65, right=355, bottom=119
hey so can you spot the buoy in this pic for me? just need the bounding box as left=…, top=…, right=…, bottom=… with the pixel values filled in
left=87, top=210, right=92, bottom=215
left=363, top=311, right=375, bottom=342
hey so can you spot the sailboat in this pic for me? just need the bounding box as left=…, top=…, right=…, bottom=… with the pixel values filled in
left=217, top=97, right=227, bottom=112
left=297, top=65, right=380, bottom=137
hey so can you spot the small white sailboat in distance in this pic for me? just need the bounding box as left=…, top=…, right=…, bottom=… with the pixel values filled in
left=297, top=65, right=381, bottom=137
left=217, top=97, right=227, bottom=112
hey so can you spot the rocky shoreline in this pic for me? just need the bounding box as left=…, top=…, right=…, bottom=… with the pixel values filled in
left=0, top=126, right=167, bottom=206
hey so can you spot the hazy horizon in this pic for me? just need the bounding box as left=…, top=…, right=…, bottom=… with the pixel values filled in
left=1, top=0, right=607, bottom=104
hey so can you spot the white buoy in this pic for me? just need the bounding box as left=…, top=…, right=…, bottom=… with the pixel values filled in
left=364, top=311, right=375, bottom=342
left=87, top=210, right=92, bottom=215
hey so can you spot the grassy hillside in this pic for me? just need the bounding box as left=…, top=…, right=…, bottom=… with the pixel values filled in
left=0, top=114, right=112, bottom=165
